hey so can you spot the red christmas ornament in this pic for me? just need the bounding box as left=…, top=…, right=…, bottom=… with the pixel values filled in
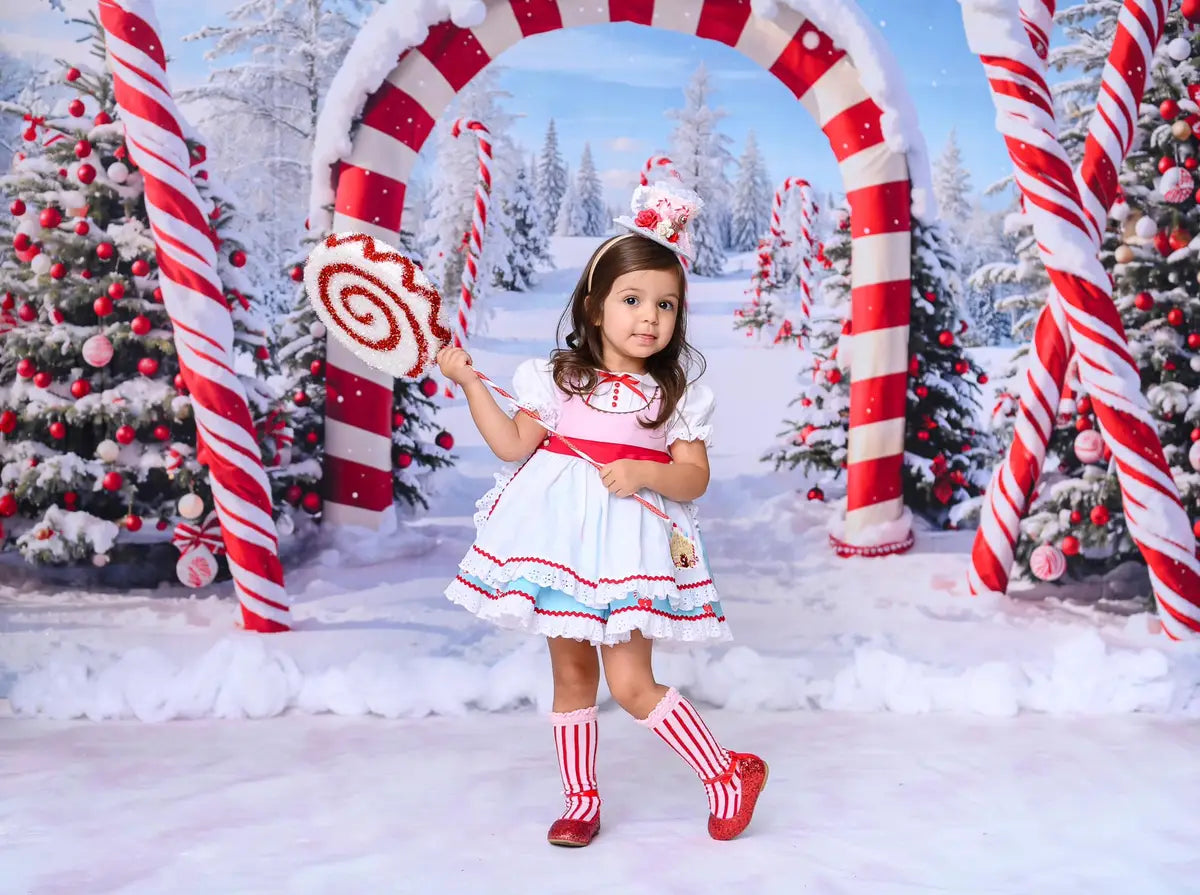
left=94, top=111, right=111, bottom=125
left=309, top=359, right=324, bottom=378
left=916, top=430, right=930, bottom=442
left=435, top=431, right=454, bottom=451
left=937, top=330, right=954, bottom=347
left=1134, top=291, right=1154, bottom=311
left=93, top=295, right=113, bottom=317
left=138, top=357, right=159, bottom=377
left=392, top=412, right=406, bottom=429
left=66, top=67, right=80, bottom=82
left=96, top=242, right=114, bottom=261
left=301, top=492, right=322, bottom=514
left=1187, top=333, right=1200, bottom=349
left=123, top=514, right=143, bottom=532
left=0, top=494, right=16, bottom=516
left=1154, top=232, right=1172, bottom=256
left=1167, top=308, right=1185, bottom=327
left=953, top=359, right=969, bottom=375
left=825, top=368, right=842, bottom=384
left=1160, top=99, right=1180, bottom=120
left=419, top=377, right=438, bottom=398
left=12, top=233, right=30, bottom=252
left=1158, top=156, right=1176, bottom=174
left=107, top=281, right=125, bottom=300
left=70, top=379, right=91, bottom=399
left=1069, top=510, right=1083, bottom=525
left=22, top=126, right=36, bottom=142
left=305, top=431, right=319, bottom=444
left=39, top=207, right=62, bottom=229
left=57, top=167, right=68, bottom=179
left=1169, top=228, right=1191, bottom=252
left=229, top=250, right=247, bottom=268
left=102, top=471, right=123, bottom=492
left=17, top=302, right=36, bottom=322
left=0, top=292, right=11, bottom=312
left=915, top=385, right=929, bottom=399
left=255, top=345, right=270, bottom=360
left=949, top=469, right=966, bottom=486
left=33, top=371, right=51, bottom=389
left=49, top=262, right=66, bottom=280
left=68, top=99, right=85, bottom=117
left=74, top=221, right=89, bottom=236
left=115, top=425, right=136, bottom=445
left=153, top=287, right=163, bottom=303
left=153, top=425, right=170, bottom=441
left=799, top=397, right=812, bottom=407
left=63, top=491, right=77, bottom=506
left=1184, top=0, right=1200, bottom=23
left=924, top=291, right=936, bottom=304
left=130, top=315, right=151, bottom=336
left=1061, top=535, right=1080, bottom=556
left=1077, top=396, right=1093, bottom=415
left=806, top=487, right=824, bottom=501
left=284, top=485, right=303, bottom=505
left=173, top=373, right=187, bottom=392
left=49, top=421, right=66, bottom=440
left=1075, top=416, right=1092, bottom=432
left=16, top=358, right=35, bottom=378
left=0, top=410, right=15, bottom=434
left=131, top=259, right=150, bottom=277
left=10, top=198, right=26, bottom=216
left=76, top=163, right=96, bottom=185
left=1188, top=157, right=1200, bottom=171
left=395, top=451, right=413, bottom=469
left=1090, top=505, right=1110, bottom=526
left=290, top=265, right=303, bottom=282
left=293, top=390, right=310, bottom=406
left=978, top=374, right=989, bottom=384
left=74, top=140, right=92, bottom=159
left=1194, top=519, right=1200, bottom=539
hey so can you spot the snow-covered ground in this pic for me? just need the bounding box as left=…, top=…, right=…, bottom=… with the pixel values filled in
left=3, top=238, right=1199, bottom=893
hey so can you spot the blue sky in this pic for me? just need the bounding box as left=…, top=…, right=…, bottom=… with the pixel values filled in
left=5, top=0, right=1016, bottom=210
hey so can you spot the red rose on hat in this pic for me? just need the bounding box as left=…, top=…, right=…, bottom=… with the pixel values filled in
left=634, top=209, right=661, bottom=229
left=667, top=231, right=679, bottom=243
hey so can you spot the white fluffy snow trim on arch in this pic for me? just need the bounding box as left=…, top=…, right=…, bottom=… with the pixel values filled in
left=306, top=0, right=937, bottom=230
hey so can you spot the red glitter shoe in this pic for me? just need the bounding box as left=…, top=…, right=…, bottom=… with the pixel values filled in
left=547, top=801, right=601, bottom=848
left=707, top=752, right=769, bottom=841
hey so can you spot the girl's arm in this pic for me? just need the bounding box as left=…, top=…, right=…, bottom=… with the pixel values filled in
left=636, top=439, right=710, bottom=502
left=461, top=376, right=547, bottom=463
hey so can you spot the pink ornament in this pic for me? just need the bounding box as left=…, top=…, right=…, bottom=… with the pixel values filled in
left=82, top=333, right=114, bottom=367
left=176, top=545, right=218, bottom=588
left=1030, top=544, right=1067, bottom=581
left=1073, top=429, right=1104, bottom=464
left=1160, top=166, right=1195, bottom=203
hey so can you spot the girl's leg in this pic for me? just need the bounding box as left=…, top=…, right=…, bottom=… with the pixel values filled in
left=602, top=630, right=767, bottom=840
left=545, top=637, right=602, bottom=846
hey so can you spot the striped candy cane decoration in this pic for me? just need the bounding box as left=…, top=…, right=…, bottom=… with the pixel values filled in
left=445, top=117, right=492, bottom=397
left=964, top=0, right=1200, bottom=638
left=768, top=178, right=813, bottom=345
left=639, top=155, right=678, bottom=185
left=98, top=0, right=289, bottom=633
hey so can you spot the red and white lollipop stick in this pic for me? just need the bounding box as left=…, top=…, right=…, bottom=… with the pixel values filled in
left=99, top=0, right=289, bottom=632
left=964, top=0, right=1200, bottom=638
left=639, top=155, right=679, bottom=185
left=445, top=118, right=492, bottom=397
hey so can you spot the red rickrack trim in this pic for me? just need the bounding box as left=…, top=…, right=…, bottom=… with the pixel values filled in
left=470, top=545, right=713, bottom=590
left=828, top=530, right=915, bottom=558
left=609, top=603, right=726, bottom=624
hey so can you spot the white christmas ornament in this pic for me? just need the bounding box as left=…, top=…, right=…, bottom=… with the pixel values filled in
left=178, top=493, right=204, bottom=519
left=1030, top=544, right=1067, bottom=581
left=310, top=321, right=326, bottom=339
left=1073, top=429, right=1104, bottom=464
left=1159, top=167, right=1195, bottom=203
left=1167, top=37, right=1191, bottom=61
left=1134, top=216, right=1158, bottom=239
left=1190, top=440, right=1200, bottom=473
left=92, top=553, right=111, bottom=568
left=82, top=333, right=114, bottom=367
left=177, top=545, right=218, bottom=588
left=107, top=162, right=130, bottom=184
left=96, top=439, right=120, bottom=463
left=30, top=254, right=51, bottom=275
left=1109, top=199, right=1130, bottom=222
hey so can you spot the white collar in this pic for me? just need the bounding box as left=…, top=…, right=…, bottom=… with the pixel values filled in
left=597, top=369, right=657, bottom=387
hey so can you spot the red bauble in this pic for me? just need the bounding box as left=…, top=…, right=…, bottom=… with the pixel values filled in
left=93, top=295, right=113, bottom=317
left=1090, top=505, right=1110, bottom=526
left=115, top=144, right=127, bottom=161
left=825, top=368, right=842, bottom=384
left=63, top=491, right=77, bottom=506
left=395, top=451, right=413, bottom=469
left=0, top=292, right=12, bottom=312
left=16, top=358, right=35, bottom=378
left=1184, top=0, right=1200, bottom=23
left=50, top=308, right=64, bottom=323
left=0, top=494, right=15, bottom=517
left=229, top=250, right=247, bottom=268
left=284, top=485, right=303, bottom=505
left=1160, top=99, right=1180, bottom=120
left=96, top=243, right=115, bottom=261
left=107, top=281, right=125, bottom=300
left=293, top=390, right=310, bottom=406
left=0, top=410, right=15, bottom=434
left=10, top=198, right=26, bottom=215
left=305, top=431, right=319, bottom=445
left=1165, top=360, right=1178, bottom=372
left=1187, top=333, right=1200, bottom=350
left=419, top=377, right=438, bottom=398
left=1169, top=228, right=1191, bottom=252
left=1069, top=510, right=1083, bottom=525
left=1194, top=519, right=1200, bottom=539
left=33, top=371, right=51, bottom=389
left=435, top=431, right=454, bottom=451
left=1158, top=155, right=1176, bottom=174
left=953, top=360, right=969, bottom=375
left=915, top=385, right=929, bottom=399
left=94, top=111, right=111, bottom=125
left=130, top=315, right=152, bottom=336
left=66, top=66, right=81, bottom=81
left=68, top=99, right=85, bottom=118
left=1075, top=416, right=1092, bottom=432
left=131, top=259, right=150, bottom=277
left=123, top=514, right=143, bottom=532
left=290, top=265, right=303, bottom=282
left=153, top=287, right=163, bottom=303
left=937, top=330, right=954, bottom=347
left=301, top=492, right=322, bottom=514
left=978, top=374, right=989, bottom=384
left=1134, top=291, right=1154, bottom=311
left=74, top=221, right=89, bottom=236
left=393, top=412, right=406, bottom=428
left=1154, top=232, right=1172, bottom=256
left=916, top=430, right=930, bottom=442
left=76, top=163, right=96, bottom=185
left=70, top=379, right=91, bottom=399
left=115, top=425, right=136, bottom=445
left=74, top=140, right=92, bottom=159
left=256, top=345, right=270, bottom=360
left=806, top=487, right=824, bottom=501
left=1077, top=396, right=1093, bottom=415
left=49, top=262, right=66, bottom=280
left=12, top=233, right=30, bottom=252
left=39, top=207, right=62, bottom=229
left=950, top=469, right=966, bottom=486
left=310, top=359, right=324, bottom=377
left=49, top=421, right=66, bottom=440
left=1167, top=308, right=1185, bottom=327
left=153, top=425, right=170, bottom=441
left=799, top=397, right=812, bottom=407
left=17, top=302, right=36, bottom=322
left=102, top=471, right=123, bottom=492
left=137, top=357, right=159, bottom=377
left=173, top=373, right=187, bottom=392
left=924, top=291, right=936, bottom=303
left=1061, top=535, right=1080, bottom=556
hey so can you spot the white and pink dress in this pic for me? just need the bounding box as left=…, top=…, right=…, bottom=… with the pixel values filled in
left=445, top=358, right=730, bottom=645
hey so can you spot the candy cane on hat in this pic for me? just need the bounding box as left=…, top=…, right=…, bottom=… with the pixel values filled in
left=964, top=0, right=1200, bottom=638
left=639, top=155, right=679, bottom=185
left=444, top=117, right=492, bottom=398
left=98, top=0, right=289, bottom=633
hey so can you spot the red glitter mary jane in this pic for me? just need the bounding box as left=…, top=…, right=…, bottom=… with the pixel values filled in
left=707, top=752, right=769, bottom=841
left=547, top=811, right=600, bottom=848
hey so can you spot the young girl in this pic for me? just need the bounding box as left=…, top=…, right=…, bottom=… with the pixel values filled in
left=437, top=180, right=767, bottom=847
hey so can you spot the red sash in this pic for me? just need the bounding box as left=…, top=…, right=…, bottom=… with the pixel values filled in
left=541, top=434, right=671, bottom=464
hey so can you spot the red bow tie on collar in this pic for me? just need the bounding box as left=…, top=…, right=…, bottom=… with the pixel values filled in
left=597, top=371, right=648, bottom=402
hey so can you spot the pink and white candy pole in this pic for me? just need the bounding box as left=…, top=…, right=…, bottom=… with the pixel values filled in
left=639, top=155, right=678, bottom=185
left=963, top=0, right=1200, bottom=638
left=445, top=117, right=492, bottom=397
left=98, top=0, right=289, bottom=632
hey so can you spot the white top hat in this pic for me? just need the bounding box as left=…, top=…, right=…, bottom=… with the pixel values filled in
left=612, top=177, right=704, bottom=262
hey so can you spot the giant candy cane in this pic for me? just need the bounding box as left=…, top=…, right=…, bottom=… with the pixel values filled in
left=767, top=178, right=817, bottom=345
left=98, top=0, right=289, bottom=632
left=963, top=0, right=1200, bottom=638
left=445, top=118, right=492, bottom=396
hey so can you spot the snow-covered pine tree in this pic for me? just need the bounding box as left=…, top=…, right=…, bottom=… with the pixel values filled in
left=572, top=143, right=606, bottom=237
left=729, top=130, right=772, bottom=253
left=667, top=63, right=734, bottom=276
left=535, top=118, right=568, bottom=236
left=556, top=164, right=580, bottom=236
left=0, top=22, right=292, bottom=579
left=494, top=159, right=550, bottom=291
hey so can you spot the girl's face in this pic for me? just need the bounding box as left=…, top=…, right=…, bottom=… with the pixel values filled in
left=594, top=268, right=681, bottom=371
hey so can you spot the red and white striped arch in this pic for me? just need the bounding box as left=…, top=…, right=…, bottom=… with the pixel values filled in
left=322, top=0, right=913, bottom=549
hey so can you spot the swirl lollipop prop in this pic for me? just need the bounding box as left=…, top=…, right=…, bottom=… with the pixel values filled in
left=305, top=232, right=700, bottom=569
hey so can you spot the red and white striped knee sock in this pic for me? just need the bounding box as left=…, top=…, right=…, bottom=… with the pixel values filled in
left=637, top=687, right=742, bottom=819
left=551, top=706, right=600, bottom=822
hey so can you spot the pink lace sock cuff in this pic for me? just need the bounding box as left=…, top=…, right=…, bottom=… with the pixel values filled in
left=635, top=686, right=682, bottom=728
left=550, top=705, right=598, bottom=727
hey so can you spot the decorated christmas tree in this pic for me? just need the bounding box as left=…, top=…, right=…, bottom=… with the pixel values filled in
left=0, top=20, right=293, bottom=582
left=1012, top=7, right=1200, bottom=589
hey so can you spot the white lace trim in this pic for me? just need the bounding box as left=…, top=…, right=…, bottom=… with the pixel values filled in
left=550, top=705, right=598, bottom=726
left=471, top=462, right=524, bottom=532
left=637, top=687, right=682, bottom=728
left=666, top=420, right=714, bottom=448
left=445, top=579, right=732, bottom=647
left=508, top=398, right=559, bottom=429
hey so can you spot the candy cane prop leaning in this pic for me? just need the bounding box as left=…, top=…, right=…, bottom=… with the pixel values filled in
left=640, top=155, right=678, bottom=185
left=444, top=117, right=493, bottom=397
left=766, top=178, right=816, bottom=345
left=962, top=0, right=1200, bottom=638
left=98, top=0, right=289, bottom=632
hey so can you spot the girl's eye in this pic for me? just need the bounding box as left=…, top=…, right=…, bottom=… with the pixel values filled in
left=658, top=300, right=675, bottom=311
left=622, top=295, right=638, bottom=305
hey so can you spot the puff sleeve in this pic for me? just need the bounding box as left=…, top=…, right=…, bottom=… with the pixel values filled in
left=666, top=382, right=716, bottom=448
left=510, top=358, right=563, bottom=427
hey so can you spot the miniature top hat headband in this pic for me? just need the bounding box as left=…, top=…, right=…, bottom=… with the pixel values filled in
left=586, top=176, right=704, bottom=291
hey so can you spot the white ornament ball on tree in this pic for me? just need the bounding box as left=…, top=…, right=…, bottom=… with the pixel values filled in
left=96, top=439, right=120, bottom=463
left=1114, top=244, right=1135, bottom=264
left=107, top=162, right=130, bottom=184
left=178, top=493, right=204, bottom=519
left=82, top=333, right=113, bottom=367
left=1190, top=440, right=1200, bottom=473
left=1109, top=199, right=1130, bottom=222
left=1073, top=429, right=1104, bottom=464
left=30, top=254, right=51, bottom=275
left=92, top=553, right=111, bottom=568
left=1134, top=216, right=1158, bottom=239
left=177, top=546, right=218, bottom=588
left=1030, top=544, right=1067, bottom=581
left=310, top=321, right=326, bottom=339
left=1167, top=36, right=1191, bottom=61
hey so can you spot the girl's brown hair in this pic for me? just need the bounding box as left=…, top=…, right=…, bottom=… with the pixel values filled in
left=550, top=234, right=706, bottom=429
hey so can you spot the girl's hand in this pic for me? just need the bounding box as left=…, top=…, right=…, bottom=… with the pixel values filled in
left=436, top=345, right=475, bottom=386
left=599, top=460, right=646, bottom=498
